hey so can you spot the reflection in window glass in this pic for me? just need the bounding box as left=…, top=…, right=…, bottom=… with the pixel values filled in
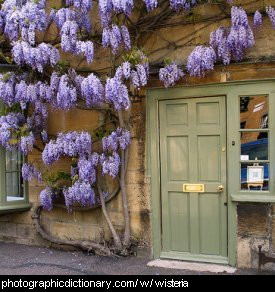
left=240, top=163, right=269, bottom=191
left=241, top=132, right=268, bottom=160
left=240, top=95, right=268, bottom=129
left=5, top=150, right=24, bottom=201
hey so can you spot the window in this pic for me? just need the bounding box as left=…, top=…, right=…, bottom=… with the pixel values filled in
left=0, top=147, right=30, bottom=213
left=239, top=95, right=269, bottom=192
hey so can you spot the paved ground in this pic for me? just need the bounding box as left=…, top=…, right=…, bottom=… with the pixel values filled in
left=0, top=242, right=274, bottom=275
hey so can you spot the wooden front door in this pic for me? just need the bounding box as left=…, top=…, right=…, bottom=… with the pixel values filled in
left=159, top=96, right=228, bottom=263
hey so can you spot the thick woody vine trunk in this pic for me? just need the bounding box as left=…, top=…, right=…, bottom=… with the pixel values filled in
left=97, top=175, right=123, bottom=250
left=118, top=111, right=131, bottom=247
left=32, top=205, right=111, bottom=255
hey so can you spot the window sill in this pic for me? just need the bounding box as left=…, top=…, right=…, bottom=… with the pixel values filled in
left=231, top=194, right=275, bottom=203
left=0, top=203, right=32, bottom=215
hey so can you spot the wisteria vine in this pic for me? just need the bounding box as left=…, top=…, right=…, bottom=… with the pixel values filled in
left=0, top=0, right=275, bottom=252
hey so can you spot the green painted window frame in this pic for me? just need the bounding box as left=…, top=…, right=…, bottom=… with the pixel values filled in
left=146, top=79, right=275, bottom=267
left=0, top=147, right=31, bottom=214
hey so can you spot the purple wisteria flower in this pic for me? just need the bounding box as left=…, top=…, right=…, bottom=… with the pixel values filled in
left=266, top=6, right=275, bottom=28
left=210, top=27, right=231, bottom=65
left=102, top=128, right=131, bottom=152
left=100, top=152, right=121, bottom=178
left=187, top=46, right=216, bottom=77
left=169, top=0, right=198, bottom=11
left=77, top=155, right=98, bottom=184
left=12, top=41, right=60, bottom=72
left=1, top=0, right=48, bottom=44
left=253, top=10, right=262, bottom=28
left=159, top=63, right=184, bottom=88
left=144, top=0, right=158, bottom=11
left=105, top=77, right=130, bottom=110
left=63, top=181, right=96, bottom=211
left=81, top=73, right=104, bottom=107
left=102, top=25, right=131, bottom=53
left=227, top=6, right=254, bottom=61
left=20, top=132, right=35, bottom=155
left=42, top=131, right=92, bottom=165
left=22, top=163, right=42, bottom=182
left=40, top=187, right=54, bottom=211
left=65, top=0, right=93, bottom=12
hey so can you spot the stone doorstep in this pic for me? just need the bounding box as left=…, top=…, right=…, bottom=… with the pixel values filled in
left=147, top=259, right=237, bottom=274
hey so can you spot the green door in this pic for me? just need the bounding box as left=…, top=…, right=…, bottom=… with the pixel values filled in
left=159, top=96, right=228, bottom=263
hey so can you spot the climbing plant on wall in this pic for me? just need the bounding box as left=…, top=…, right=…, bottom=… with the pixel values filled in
left=0, top=0, right=274, bottom=255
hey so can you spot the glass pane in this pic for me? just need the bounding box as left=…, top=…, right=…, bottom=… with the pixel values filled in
left=240, top=95, right=268, bottom=129
left=5, top=149, right=24, bottom=201
left=5, top=150, right=21, bottom=171
left=240, top=132, right=268, bottom=160
left=240, top=163, right=269, bottom=191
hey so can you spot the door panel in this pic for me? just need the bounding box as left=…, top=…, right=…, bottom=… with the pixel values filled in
left=159, top=96, right=227, bottom=262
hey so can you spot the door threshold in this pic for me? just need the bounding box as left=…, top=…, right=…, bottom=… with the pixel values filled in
left=160, top=251, right=229, bottom=265
left=147, top=259, right=236, bottom=274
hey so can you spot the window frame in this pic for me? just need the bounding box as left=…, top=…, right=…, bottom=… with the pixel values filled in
left=228, top=84, right=275, bottom=203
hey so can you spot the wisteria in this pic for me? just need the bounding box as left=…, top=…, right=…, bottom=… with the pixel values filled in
left=63, top=181, right=96, bottom=211
left=81, top=73, right=104, bottom=107
left=253, top=10, right=263, bottom=28
left=266, top=6, right=275, bottom=28
left=1, top=0, right=48, bottom=44
left=102, top=24, right=131, bottom=53
left=210, top=27, right=231, bottom=65
left=100, top=152, right=121, bottom=178
left=144, top=0, right=158, bottom=12
left=169, top=0, right=198, bottom=12
left=187, top=46, right=216, bottom=77
left=102, top=128, right=131, bottom=152
left=227, top=6, right=254, bottom=61
left=12, top=41, right=60, bottom=72
left=42, top=131, right=92, bottom=165
left=159, top=63, right=184, bottom=87
left=105, top=77, right=130, bottom=111
left=22, top=163, right=42, bottom=182
left=77, top=154, right=99, bottom=184
left=40, top=187, right=54, bottom=211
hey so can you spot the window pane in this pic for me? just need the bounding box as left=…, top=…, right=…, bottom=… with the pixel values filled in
left=240, top=163, right=269, bottom=191
left=241, top=132, right=268, bottom=160
left=240, top=95, right=268, bottom=129
left=5, top=150, right=24, bottom=201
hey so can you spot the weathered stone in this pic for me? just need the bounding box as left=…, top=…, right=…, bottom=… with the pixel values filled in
left=81, top=224, right=102, bottom=242
left=50, top=222, right=82, bottom=241
left=237, top=237, right=251, bottom=268
left=237, top=203, right=269, bottom=236
left=0, top=222, right=17, bottom=237
left=17, top=224, right=36, bottom=239
left=272, top=216, right=275, bottom=251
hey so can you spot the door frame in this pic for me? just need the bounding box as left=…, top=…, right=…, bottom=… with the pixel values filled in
left=146, top=79, right=275, bottom=267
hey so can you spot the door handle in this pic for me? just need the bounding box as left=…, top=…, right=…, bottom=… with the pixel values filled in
left=217, top=185, right=224, bottom=192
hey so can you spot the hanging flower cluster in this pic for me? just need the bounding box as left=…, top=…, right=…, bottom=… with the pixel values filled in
left=0, top=113, right=35, bottom=154
left=63, top=181, right=96, bottom=211
left=42, top=131, right=92, bottom=165
left=159, top=63, right=184, bottom=87
left=40, top=187, right=54, bottom=211
left=144, top=0, right=158, bottom=12
left=50, top=6, right=93, bottom=63
left=208, top=6, right=254, bottom=70
left=22, top=163, right=42, bottom=182
left=266, top=6, right=275, bottom=28
left=169, top=0, right=198, bottom=12
left=187, top=46, right=216, bottom=77
left=12, top=41, right=60, bottom=72
left=100, top=128, right=131, bottom=177
left=0, top=0, right=48, bottom=45
left=98, top=0, right=134, bottom=27
left=253, top=11, right=263, bottom=28
left=227, top=6, right=254, bottom=61
left=102, top=25, right=131, bottom=54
